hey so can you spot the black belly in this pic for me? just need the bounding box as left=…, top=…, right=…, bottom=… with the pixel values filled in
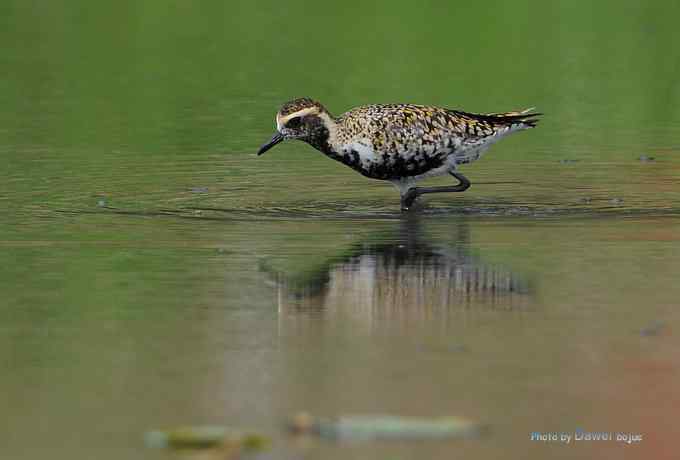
left=325, top=149, right=446, bottom=180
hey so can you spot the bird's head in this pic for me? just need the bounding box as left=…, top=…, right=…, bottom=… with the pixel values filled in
left=257, top=97, right=333, bottom=155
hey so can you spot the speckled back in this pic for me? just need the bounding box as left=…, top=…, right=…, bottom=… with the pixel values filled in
left=279, top=98, right=327, bottom=117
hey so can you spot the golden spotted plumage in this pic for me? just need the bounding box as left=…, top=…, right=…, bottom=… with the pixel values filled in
left=257, top=97, right=541, bottom=210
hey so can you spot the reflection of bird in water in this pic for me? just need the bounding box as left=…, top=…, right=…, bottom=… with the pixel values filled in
left=263, top=217, right=531, bottom=326
left=257, top=98, right=540, bottom=210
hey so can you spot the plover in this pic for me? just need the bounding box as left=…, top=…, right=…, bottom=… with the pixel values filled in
left=258, top=98, right=540, bottom=210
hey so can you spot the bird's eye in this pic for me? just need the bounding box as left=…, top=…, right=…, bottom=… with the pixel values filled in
left=286, top=116, right=302, bottom=129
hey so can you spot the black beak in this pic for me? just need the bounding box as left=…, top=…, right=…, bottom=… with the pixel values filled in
left=257, top=132, right=284, bottom=156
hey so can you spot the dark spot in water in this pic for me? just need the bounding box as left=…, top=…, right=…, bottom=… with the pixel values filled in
left=640, top=321, right=665, bottom=336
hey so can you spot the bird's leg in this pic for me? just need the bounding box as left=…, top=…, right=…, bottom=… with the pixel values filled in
left=400, top=172, right=471, bottom=211
left=401, top=188, right=419, bottom=211
left=417, top=171, right=471, bottom=194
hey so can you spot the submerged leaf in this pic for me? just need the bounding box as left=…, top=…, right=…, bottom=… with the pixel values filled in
left=289, top=413, right=485, bottom=441
left=145, top=426, right=268, bottom=450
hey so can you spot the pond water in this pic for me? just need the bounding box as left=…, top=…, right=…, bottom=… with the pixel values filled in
left=1, top=1, right=679, bottom=459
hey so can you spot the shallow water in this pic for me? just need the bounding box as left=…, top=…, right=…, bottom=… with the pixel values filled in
left=2, top=1, right=680, bottom=459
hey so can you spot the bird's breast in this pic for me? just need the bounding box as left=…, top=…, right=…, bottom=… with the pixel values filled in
left=326, top=141, right=448, bottom=180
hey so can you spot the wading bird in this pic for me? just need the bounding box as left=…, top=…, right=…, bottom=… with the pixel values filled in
left=258, top=98, right=540, bottom=210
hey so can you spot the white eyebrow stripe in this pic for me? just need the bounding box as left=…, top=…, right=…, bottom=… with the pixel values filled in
left=276, top=107, right=320, bottom=131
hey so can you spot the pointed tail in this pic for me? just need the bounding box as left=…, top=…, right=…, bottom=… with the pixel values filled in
left=482, top=107, right=542, bottom=129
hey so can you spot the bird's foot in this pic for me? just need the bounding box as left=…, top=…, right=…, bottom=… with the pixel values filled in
left=400, top=188, right=419, bottom=211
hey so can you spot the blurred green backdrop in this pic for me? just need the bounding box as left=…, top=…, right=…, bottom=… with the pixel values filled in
left=2, top=0, right=679, bottom=216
